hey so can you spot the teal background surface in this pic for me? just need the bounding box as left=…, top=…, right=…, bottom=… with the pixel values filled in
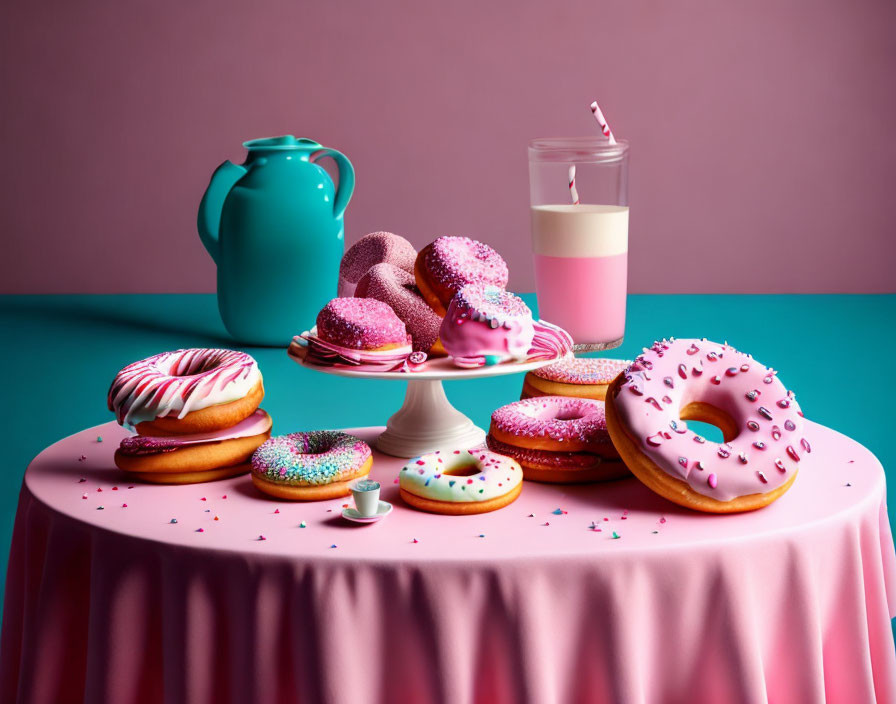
left=2, top=293, right=895, bottom=614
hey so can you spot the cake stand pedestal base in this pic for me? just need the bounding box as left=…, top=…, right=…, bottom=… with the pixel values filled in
left=375, top=379, right=486, bottom=458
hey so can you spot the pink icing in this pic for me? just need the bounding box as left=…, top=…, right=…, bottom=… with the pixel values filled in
left=316, top=298, right=410, bottom=350
left=490, top=396, right=612, bottom=446
left=355, top=263, right=441, bottom=353
left=338, top=232, right=417, bottom=297
left=439, top=284, right=535, bottom=366
left=526, top=321, right=574, bottom=362
left=614, top=338, right=808, bottom=502
left=424, top=236, right=509, bottom=295
left=485, top=435, right=609, bottom=471
left=289, top=335, right=411, bottom=372
left=118, top=410, right=272, bottom=456
left=534, top=357, right=631, bottom=385
left=107, top=348, right=260, bottom=426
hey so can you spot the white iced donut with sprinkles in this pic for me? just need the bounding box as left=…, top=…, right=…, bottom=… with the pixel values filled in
left=399, top=449, right=523, bottom=515
left=605, top=338, right=809, bottom=513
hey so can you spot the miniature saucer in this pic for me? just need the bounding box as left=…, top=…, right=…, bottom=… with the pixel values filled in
left=342, top=501, right=393, bottom=524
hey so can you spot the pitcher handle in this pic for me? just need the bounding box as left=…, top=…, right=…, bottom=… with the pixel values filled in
left=197, top=160, right=246, bottom=263
left=312, top=148, right=355, bottom=220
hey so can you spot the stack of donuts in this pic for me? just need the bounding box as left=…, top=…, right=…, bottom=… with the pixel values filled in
left=292, top=231, right=572, bottom=370
left=108, top=348, right=271, bottom=484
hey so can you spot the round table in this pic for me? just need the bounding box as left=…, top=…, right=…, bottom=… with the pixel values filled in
left=2, top=421, right=895, bottom=704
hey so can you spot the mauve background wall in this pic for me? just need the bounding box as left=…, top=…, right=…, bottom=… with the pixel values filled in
left=1, top=0, right=895, bottom=294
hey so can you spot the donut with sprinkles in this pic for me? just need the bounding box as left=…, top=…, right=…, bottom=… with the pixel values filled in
left=399, top=449, right=522, bottom=515
left=487, top=396, right=627, bottom=483
left=251, top=431, right=373, bottom=500
left=521, top=357, right=631, bottom=401
left=605, top=338, right=809, bottom=513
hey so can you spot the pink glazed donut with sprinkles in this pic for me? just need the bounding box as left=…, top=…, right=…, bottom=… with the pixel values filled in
left=605, top=338, right=810, bottom=513
left=521, top=357, right=631, bottom=401
left=414, top=236, right=509, bottom=316
left=439, top=284, right=535, bottom=368
left=486, top=396, right=627, bottom=483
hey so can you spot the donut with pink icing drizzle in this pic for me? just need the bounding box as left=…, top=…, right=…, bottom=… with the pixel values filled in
left=338, top=231, right=417, bottom=297
left=108, top=348, right=261, bottom=427
left=414, top=236, right=509, bottom=315
left=605, top=338, right=809, bottom=512
left=522, top=357, right=631, bottom=400
left=355, top=263, right=442, bottom=354
left=439, top=284, right=535, bottom=368
left=486, top=396, right=626, bottom=483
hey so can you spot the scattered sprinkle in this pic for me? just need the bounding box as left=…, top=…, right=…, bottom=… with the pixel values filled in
left=299, top=521, right=307, bottom=528
left=97, top=488, right=103, bottom=492
left=652, top=531, right=659, bottom=534
left=845, top=483, right=852, bottom=487
left=196, top=528, right=204, bottom=533
left=96, top=506, right=104, bottom=510
left=170, top=519, right=178, bottom=524
left=214, top=516, right=219, bottom=521
left=200, top=497, right=207, bottom=501
left=552, top=508, right=567, bottom=515
left=78, top=478, right=86, bottom=483
left=222, top=495, right=227, bottom=499
left=330, top=544, right=337, bottom=548
left=393, top=478, right=399, bottom=484
left=258, top=535, right=266, bottom=541
left=528, top=513, right=535, bottom=518
left=204, top=509, right=210, bottom=513
left=121, top=503, right=128, bottom=508
left=78, top=455, right=86, bottom=462
left=81, top=494, right=87, bottom=499
left=659, top=516, right=667, bottom=524
left=543, top=522, right=550, bottom=526
left=128, top=486, right=134, bottom=489
left=478, top=534, right=485, bottom=538
left=96, top=436, right=103, bottom=443
left=412, top=538, right=419, bottom=543
left=112, top=486, right=118, bottom=491
left=274, top=509, right=280, bottom=514
left=611, top=531, right=620, bottom=539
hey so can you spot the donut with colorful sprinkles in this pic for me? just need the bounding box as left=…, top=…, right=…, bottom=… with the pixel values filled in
left=399, top=449, right=523, bottom=515
left=251, top=431, right=373, bottom=500
left=414, top=236, right=509, bottom=316
left=487, top=396, right=627, bottom=483
left=605, top=338, right=808, bottom=513
left=521, top=357, right=631, bottom=401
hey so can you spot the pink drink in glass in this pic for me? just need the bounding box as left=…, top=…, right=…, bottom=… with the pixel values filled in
left=531, top=204, right=628, bottom=346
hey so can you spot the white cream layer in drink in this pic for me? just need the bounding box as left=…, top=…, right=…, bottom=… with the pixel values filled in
left=530, top=205, right=629, bottom=346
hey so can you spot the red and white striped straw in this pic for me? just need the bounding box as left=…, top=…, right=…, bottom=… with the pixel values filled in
left=590, top=100, right=617, bottom=145
left=568, top=165, right=580, bottom=205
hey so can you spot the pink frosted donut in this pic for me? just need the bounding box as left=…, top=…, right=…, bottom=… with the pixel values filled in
left=486, top=396, right=625, bottom=483
left=316, top=298, right=410, bottom=351
left=415, top=236, right=509, bottom=314
left=439, top=284, right=535, bottom=368
left=355, top=263, right=442, bottom=354
left=338, top=232, right=417, bottom=297
left=606, top=338, right=809, bottom=513
left=522, top=357, right=631, bottom=400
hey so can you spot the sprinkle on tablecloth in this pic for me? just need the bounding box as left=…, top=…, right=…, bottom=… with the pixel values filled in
left=96, top=436, right=103, bottom=443
left=258, top=535, right=266, bottom=541
left=196, top=528, right=204, bottom=533
left=611, top=531, right=621, bottom=539
left=78, top=478, right=86, bottom=483
left=299, top=521, right=306, bottom=528
left=274, top=509, right=280, bottom=514
left=552, top=508, right=567, bottom=515
left=170, top=519, right=178, bottom=524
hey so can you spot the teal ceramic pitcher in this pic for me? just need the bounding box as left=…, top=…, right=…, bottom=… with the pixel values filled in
left=198, top=135, right=354, bottom=346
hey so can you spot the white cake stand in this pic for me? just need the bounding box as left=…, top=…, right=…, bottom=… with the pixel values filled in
left=295, top=354, right=568, bottom=458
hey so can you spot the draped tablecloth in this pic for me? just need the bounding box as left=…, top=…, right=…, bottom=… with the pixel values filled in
left=2, top=420, right=895, bottom=704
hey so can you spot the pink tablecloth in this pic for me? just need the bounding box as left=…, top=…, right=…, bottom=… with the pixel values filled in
left=2, top=421, right=895, bottom=704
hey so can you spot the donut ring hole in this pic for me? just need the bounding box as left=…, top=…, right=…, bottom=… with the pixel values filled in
left=442, top=463, right=482, bottom=477
left=555, top=409, right=586, bottom=422
left=680, top=402, right=740, bottom=443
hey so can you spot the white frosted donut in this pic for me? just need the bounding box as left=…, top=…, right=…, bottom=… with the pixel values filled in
left=107, top=348, right=261, bottom=426
left=399, top=449, right=523, bottom=514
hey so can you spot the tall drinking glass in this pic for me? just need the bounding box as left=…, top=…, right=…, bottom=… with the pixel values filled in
left=528, top=137, right=630, bottom=351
